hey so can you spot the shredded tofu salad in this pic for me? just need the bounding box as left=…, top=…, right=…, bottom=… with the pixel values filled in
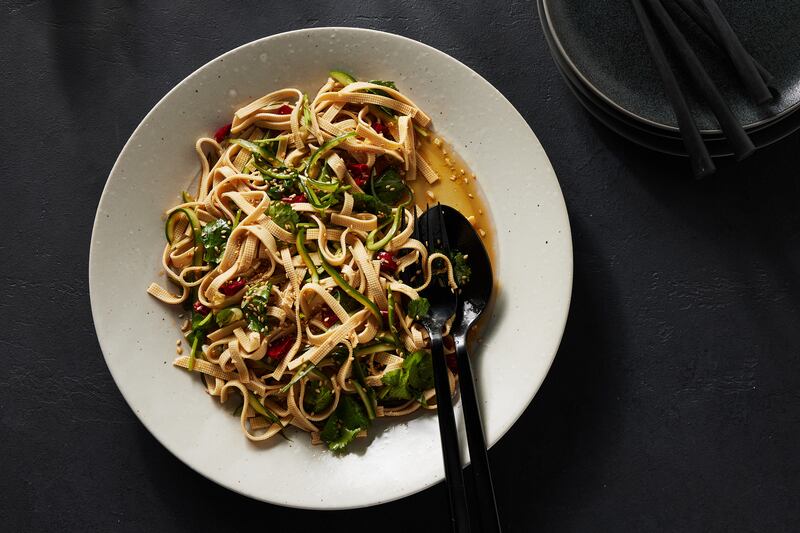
left=147, top=71, right=472, bottom=452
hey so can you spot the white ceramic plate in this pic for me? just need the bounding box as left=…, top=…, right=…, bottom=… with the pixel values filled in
left=89, top=27, right=572, bottom=509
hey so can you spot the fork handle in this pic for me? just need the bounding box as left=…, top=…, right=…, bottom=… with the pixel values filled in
left=455, top=336, right=502, bottom=532
left=431, top=330, right=471, bottom=533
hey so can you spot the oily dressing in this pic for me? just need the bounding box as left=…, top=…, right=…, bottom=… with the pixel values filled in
left=411, top=134, right=495, bottom=264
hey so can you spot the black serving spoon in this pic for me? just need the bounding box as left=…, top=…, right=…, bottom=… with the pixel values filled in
left=440, top=205, right=501, bottom=532
left=408, top=205, right=471, bottom=532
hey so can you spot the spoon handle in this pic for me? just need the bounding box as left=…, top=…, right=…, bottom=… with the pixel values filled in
left=455, top=336, right=502, bottom=532
left=431, top=329, right=471, bottom=533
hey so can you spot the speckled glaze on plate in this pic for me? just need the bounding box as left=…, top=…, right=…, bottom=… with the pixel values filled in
left=542, top=0, right=800, bottom=134
left=89, top=28, right=573, bottom=509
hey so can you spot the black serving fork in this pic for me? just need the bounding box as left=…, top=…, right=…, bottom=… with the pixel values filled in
left=407, top=204, right=470, bottom=533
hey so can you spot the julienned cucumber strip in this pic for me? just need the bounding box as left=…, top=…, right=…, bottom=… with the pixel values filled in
left=353, top=381, right=376, bottom=420
left=329, top=70, right=357, bottom=86
left=296, top=228, right=319, bottom=284
left=165, top=208, right=201, bottom=245
left=307, top=131, right=356, bottom=177
left=319, top=256, right=382, bottom=322
left=165, top=208, right=204, bottom=269
left=366, top=207, right=402, bottom=251
left=247, top=391, right=283, bottom=426
left=354, top=343, right=396, bottom=356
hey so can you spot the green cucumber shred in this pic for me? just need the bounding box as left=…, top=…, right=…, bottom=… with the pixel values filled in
left=329, top=70, right=357, bottom=86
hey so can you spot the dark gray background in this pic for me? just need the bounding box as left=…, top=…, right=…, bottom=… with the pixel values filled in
left=2, top=1, right=799, bottom=531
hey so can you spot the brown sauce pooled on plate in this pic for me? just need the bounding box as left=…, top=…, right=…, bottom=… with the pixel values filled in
left=409, top=133, right=496, bottom=265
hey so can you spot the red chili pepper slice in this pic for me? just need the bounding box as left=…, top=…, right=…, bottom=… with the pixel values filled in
left=372, top=121, right=385, bottom=135
left=220, top=277, right=246, bottom=296
left=320, top=307, right=338, bottom=328
left=347, top=163, right=370, bottom=187
left=213, top=123, right=232, bottom=143
left=281, top=193, right=307, bottom=204
left=193, top=301, right=210, bottom=316
left=276, top=104, right=293, bottom=115
left=376, top=251, right=398, bottom=271
left=267, top=335, right=295, bottom=359
left=446, top=352, right=458, bottom=374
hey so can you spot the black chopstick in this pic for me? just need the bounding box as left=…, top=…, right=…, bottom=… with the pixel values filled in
left=418, top=206, right=471, bottom=533
left=643, top=0, right=755, bottom=161
left=698, top=0, right=773, bottom=104
left=630, top=0, right=715, bottom=178
left=456, top=341, right=502, bottom=532
left=432, top=332, right=471, bottom=533
left=670, top=0, right=775, bottom=88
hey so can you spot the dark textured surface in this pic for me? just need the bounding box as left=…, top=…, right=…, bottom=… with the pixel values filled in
left=2, top=1, right=800, bottom=531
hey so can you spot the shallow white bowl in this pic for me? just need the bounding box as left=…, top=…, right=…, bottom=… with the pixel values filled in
left=89, top=27, right=572, bottom=509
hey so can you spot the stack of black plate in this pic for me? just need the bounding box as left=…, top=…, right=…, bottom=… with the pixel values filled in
left=538, top=0, right=800, bottom=157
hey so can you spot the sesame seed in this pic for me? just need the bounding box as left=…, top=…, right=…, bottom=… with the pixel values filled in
left=433, top=137, right=442, bottom=146
left=478, top=208, right=483, bottom=215
left=463, top=177, right=468, bottom=184
left=176, top=346, right=183, bottom=355
left=460, top=169, right=466, bottom=175
left=442, top=149, right=448, bottom=156
left=449, top=175, right=456, bottom=181
left=467, top=215, right=476, bottom=226
left=444, top=157, right=452, bottom=166
left=426, top=190, right=436, bottom=201
left=479, top=229, right=486, bottom=238
left=176, top=339, right=182, bottom=346
left=468, top=193, right=474, bottom=199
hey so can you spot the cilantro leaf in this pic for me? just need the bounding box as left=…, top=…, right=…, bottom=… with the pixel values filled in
left=406, top=350, right=434, bottom=391
left=380, top=350, right=433, bottom=401
left=325, top=424, right=361, bottom=452
left=304, top=381, right=333, bottom=413
left=320, top=395, right=369, bottom=453
left=338, top=394, right=370, bottom=430
left=320, top=412, right=340, bottom=442
left=267, top=201, right=299, bottom=232
left=450, top=251, right=471, bottom=286
left=266, top=177, right=299, bottom=201
left=371, top=168, right=407, bottom=206
left=368, top=80, right=398, bottom=91
left=242, top=281, right=273, bottom=333
left=407, top=297, right=430, bottom=320
left=381, top=367, right=413, bottom=400
left=352, top=192, right=392, bottom=220
left=199, top=218, right=231, bottom=264
left=367, top=80, right=399, bottom=117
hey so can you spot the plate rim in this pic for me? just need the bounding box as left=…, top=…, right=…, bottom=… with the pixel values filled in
left=538, top=1, right=800, bottom=157
left=89, top=26, right=573, bottom=509
left=541, top=0, right=800, bottom=135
